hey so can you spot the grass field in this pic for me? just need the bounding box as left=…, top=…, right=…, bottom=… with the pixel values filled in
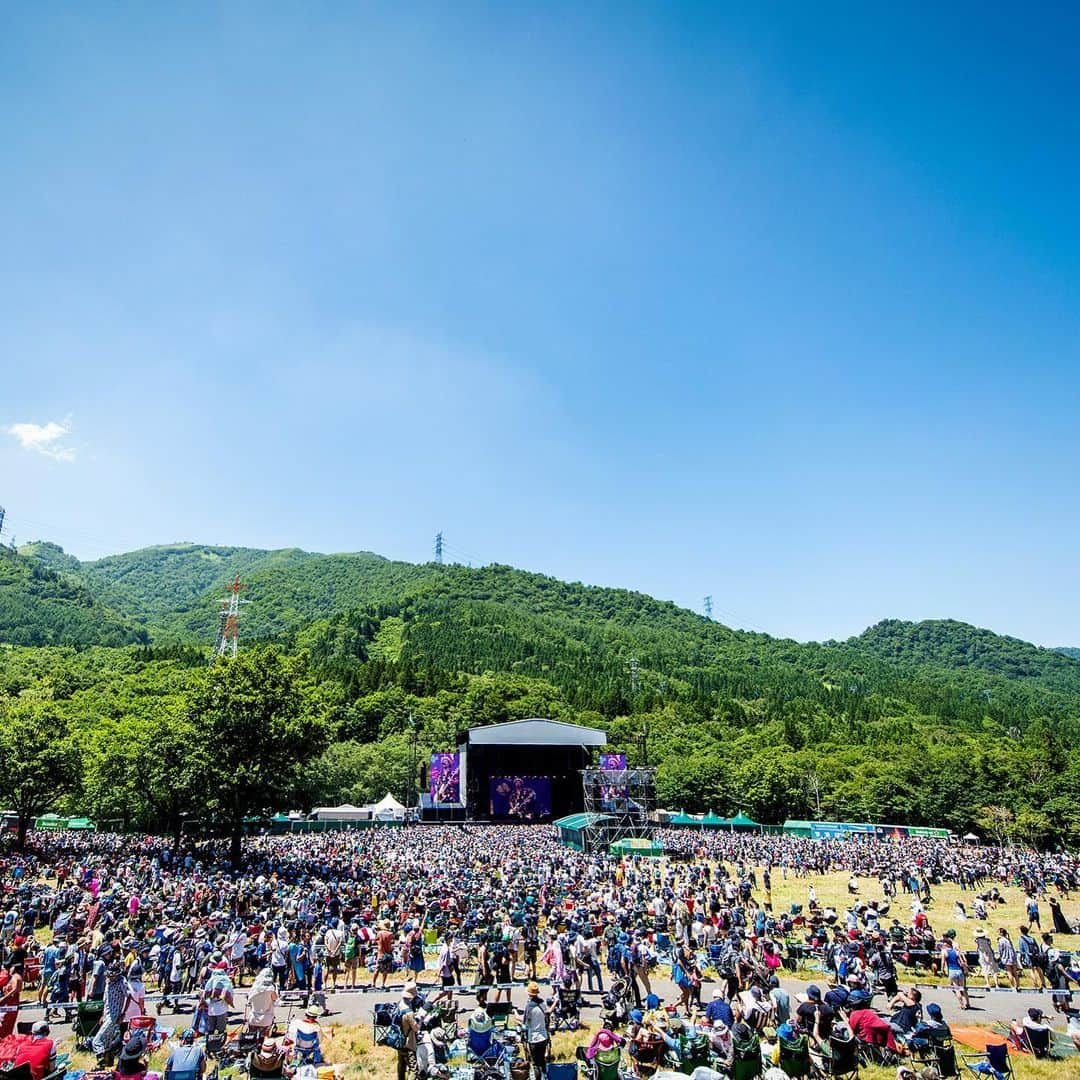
left=760, top=869, right=1078, bottom=976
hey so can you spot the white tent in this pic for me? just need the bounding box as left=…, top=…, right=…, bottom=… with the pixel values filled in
left=962, top=832, right=980, bottom=843
left=370, top=793, right=406, bottom=820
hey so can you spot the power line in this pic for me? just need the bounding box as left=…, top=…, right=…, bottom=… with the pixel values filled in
left=440, top=539, right=489, bottom=568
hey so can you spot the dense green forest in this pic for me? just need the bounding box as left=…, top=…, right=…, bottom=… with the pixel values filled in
left=2, top=540, right=1078, bottom=847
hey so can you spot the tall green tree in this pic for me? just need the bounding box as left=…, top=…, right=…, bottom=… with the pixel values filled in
left=0, top=700, right=80, bottom=847
left=184, top=647, right=331, bottom=863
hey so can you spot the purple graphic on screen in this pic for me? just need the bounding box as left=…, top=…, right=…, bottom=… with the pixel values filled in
left=429, top=752, right=461, bottom=805
left=489, top=776, right=552, bottom=820
left=600, top=752, right=628, bottom=803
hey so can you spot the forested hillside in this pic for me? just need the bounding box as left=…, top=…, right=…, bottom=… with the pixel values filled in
left=0, top=547, right=147, bottom=647
left=2, top=539, right=1079, bottom=844
left=854, top=618, right=1080, bottom=696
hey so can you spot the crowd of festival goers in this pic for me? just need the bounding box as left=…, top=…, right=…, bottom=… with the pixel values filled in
left=0, top=827, right=1077, bottom=1078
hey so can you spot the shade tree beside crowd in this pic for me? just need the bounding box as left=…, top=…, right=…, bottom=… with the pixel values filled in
left=1, top=642, right=1078, bottom=851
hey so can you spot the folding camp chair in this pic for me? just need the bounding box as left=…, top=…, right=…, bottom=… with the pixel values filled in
left=372, top=1000, right=403, bottom=1049
left=675, top=1033, right=711, bottom=1075
left=74, top=998, right=105, bottom=1051
left=732, top=1035, right=763, bottom=1080
left=961, top=1042, right=1014, bottom=1080
left=824, top=1031, right=859, bottom=1078
left=248, top=1061, right=286, bottom=1080
left=913, top=1039, right=959, bottom=1078
left=856, top=1029, right=900, bottom=1069
left=629, top=1034, right=667, bottom=1078
left=486, top=1000, right=515, bottom=1029
left=0, top=1058, right=68, bottom=1080
left=550, top=985, right=582, bottom=1032
left=547, top=1064, right=578, bottom=1080
left=164, top=1068, right=202, bottom=1080
left=1020, top=1026, right=1052, bottom=1059
left=574, top=1045, right=624, bottom=1080
left=778, top=1034, right=812, bottom=1079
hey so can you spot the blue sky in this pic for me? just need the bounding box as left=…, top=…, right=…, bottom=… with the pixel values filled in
left=2, top=3, right=1077, bottom=646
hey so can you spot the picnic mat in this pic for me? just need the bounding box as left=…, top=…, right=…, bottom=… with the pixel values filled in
left=948, top=1026, right=999, bottom=1050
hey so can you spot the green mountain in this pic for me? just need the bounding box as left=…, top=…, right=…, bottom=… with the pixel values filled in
left=2, top=539, right=1078, bottom=841
left=851, top=618, right=1080, bottom=697
left=10, top=542, right=1080, bottom=725
left=1055, top=647, right=1080, bottom=661
left=0, top=546, right=147, bottom=648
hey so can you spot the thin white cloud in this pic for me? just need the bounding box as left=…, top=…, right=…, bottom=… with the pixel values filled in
left=6, top=420, right=77, bottom=462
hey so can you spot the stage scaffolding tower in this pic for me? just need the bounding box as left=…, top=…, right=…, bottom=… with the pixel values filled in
left=579, top=766, right=657, bottom=853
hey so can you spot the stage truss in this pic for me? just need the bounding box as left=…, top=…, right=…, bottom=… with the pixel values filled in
left=579, top=767, right=657, bottom=852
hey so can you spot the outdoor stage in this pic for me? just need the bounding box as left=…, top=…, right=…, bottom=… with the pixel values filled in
left=417, top=718, right=658, bottom=851
left=419, top=717, right=607, bottom=822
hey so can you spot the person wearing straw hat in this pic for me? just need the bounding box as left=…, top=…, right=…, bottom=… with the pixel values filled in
left=973, top=926, right=1001, bottom=989
left=289, top=1004, right=324, bottom=1065
left=521, top=981, right=551, bottom=1079
left=248, top=1036, right=285, bottom=1080
left=416, top=1025, right=447, bottom=1079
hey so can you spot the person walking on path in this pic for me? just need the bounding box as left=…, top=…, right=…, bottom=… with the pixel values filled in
left=940, top=933, right=971, bottom=1011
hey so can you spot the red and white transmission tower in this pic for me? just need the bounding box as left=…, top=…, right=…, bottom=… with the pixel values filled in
left=211, top=574, right=250, bottom=661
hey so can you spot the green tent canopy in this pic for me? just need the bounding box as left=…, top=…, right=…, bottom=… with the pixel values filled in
left=65, top=817, right=96, bottom=831
left=726, top=810, right=760, bottom=828
left=666, top=812, right=702, bottom=826
left=554, top=812, right=613, bottom=851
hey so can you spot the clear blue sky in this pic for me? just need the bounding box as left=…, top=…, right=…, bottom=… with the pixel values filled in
left=2, top=3, right=1077, bottom=646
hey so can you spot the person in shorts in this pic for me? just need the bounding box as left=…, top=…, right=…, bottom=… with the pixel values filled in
left=939, top=932, right=970, bottom=1010
left=322, top=919, right=343, bottom=990
left=371, top=921, right=395, bottom=991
